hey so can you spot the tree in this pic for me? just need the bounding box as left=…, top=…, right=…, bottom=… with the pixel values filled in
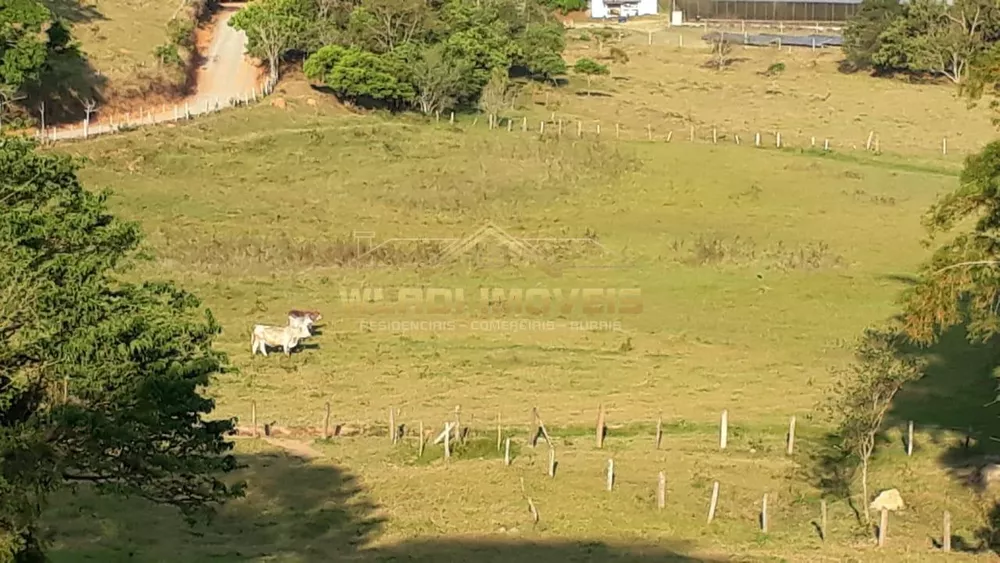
left=706, top=35, right=733, bottom=70
left=827, top=326, right=925, bottom=524
left=478, top=66, right=516, bottom=116
left=229, top=0, right=309, bottom=81
left=347, top=0, right=432, bottom=53
left=573, top=57, right=608, bottom=91
left=872, top=0, right=1000, bottom=84
left=411, top=44, right=468, bottom=115
left=543, top=0, right=586, bottom=14
left=0, top=136, right=244, bottom=561
left=311, top=46, right=415, bottom=107
left=902, top=140, right=1000, bottom=345
left=841, top=0, right=906, bottom=72
left=0, top=0, right=64, bottom=92
left=515, top=22, right=567, bottom=82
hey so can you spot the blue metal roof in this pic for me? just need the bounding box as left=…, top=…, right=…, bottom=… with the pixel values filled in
left=704, top=31, right=844, bottom=46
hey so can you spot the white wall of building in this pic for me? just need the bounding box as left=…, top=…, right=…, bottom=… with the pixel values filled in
left=590, top=0, right=608, bottom=19
left=637, top=0, right=658, bottom=15
left=589, top=0, right=658, bottom=19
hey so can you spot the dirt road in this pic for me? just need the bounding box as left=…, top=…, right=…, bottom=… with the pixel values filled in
left=192, top=5, right=263, bottom=107
left=48, top=3, right=263, bottom=142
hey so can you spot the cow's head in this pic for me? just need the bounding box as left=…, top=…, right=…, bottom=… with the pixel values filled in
left=293, top=322, right=313, bottom=339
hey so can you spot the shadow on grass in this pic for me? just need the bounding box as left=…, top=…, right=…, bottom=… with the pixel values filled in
left=20, top=36, right=108, bottom=124
left=44, top=448, right=727, bottom=562
left=39, top=0, right=106, bottom=23
left=889, top=326, right=1000, bottom=465
left=810, top=323, right=1000, bottom=551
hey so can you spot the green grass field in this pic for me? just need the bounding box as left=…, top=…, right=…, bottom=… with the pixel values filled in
left=34, top=92, right=1000, bottom=561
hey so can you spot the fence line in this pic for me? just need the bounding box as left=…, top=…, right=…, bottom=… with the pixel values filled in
left=235, top=401, right=977, bottom=548
left=33, top=74, right=280, bottom=144
left=443, top=111, right=964, bottom=160
left=27, top=76, right=966, bottom=159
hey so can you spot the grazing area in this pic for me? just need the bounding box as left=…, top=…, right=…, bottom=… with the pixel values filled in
left=9, top=0, right=1000, bottom=560
left=550, top=21, right=998, bottom=160
left=33, top=95, right=999, bottom=560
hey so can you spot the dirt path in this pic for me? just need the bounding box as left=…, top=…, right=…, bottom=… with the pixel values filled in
left=47, top=3, right=264, bottom=142
left=262, top=437, right=324, bottom=461
left=192, top=5, right=263, bottom=107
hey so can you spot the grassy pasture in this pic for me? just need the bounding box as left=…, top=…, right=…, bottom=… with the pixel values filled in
left=36, top=92, right=1000, bottom=561
left=545, top=20, right=997, bottom=160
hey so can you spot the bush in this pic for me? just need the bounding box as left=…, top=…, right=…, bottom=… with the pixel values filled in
left=544, top=0, right=586, bottom=14
left=166, top=17, right=195, bottom=50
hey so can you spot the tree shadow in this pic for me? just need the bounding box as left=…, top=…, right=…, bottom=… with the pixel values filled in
left=889, top=326, right=1000, bottom=457
left=44, top=446, right=731, bottom=562
left=889, top=325, right=1000, bottom=553
left=20, top=39, right=108, bottom=124
left=39, top=0, right=106, bottom=24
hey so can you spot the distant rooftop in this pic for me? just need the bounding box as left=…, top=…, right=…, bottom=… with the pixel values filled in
left=712, top=0, right=864, bottom=4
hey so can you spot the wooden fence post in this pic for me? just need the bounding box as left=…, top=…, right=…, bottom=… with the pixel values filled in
left=878, top=509, right=888, bottom=547
left=787, top=416, right=796, bottom=455
left=444, top=422, right=451, bottom=461
left=720, top=409, right=728, bottom=450
left=707, top=481, right=720, bottom=523
left=943, top=510, right=951, bottom=552
left=606, top=459, right=614, bottom=491
left=596, top=405, right=606, bottom=448
left=504, top=436, right=511, bottom=466
left=942, top=137, right=948, bottom=155
left=712, top=127, right=717, bottom=144
left=497, top=411, right=502, bottom=451
left=548, top=447, right=556, bottom=477
left=655, top=416, right=663, bottom=449
left=389, top=407, right=396, bottom=444
left=907, top=421, right=914, bottom=456
left=323, top=402, right=331, bottom=439
left=577, top=121, right=582, bottom=137
left=657, top=472, right=666, bottom=509
left=755, top=132, right=760, bottom=147
left=251, top=400, right=258, bottom=438
left=418, top=421, right=425, bottom=457
left=615, top=123, right=620, bottom=139
left=454, top=406, right=461, bottom=444
left=761, top=493, right=768, bottom=533
left=820, top=500, right=827, bottom=541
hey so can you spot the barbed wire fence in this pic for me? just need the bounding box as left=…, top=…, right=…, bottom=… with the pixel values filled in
left=32, top=74, right=280, bottom=143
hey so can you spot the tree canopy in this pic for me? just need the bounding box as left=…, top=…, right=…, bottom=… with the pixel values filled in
left=0, top=136, right=243, bottom=561
left=842, top=0, right=1000, bottom=83
left=240, top=0, right=569, bottom=113
left=0, top=0, right=77, bottom=94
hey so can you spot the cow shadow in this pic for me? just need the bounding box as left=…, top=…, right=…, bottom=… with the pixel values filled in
left=44, top=447, right=730, bottom=562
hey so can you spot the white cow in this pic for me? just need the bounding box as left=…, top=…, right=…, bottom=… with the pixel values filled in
left=251, top=322, right=312, bottom=356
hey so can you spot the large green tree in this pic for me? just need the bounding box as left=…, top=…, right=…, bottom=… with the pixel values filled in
left=0, top=0, right=74, bottom=93
left=300, top=0, right=567, bottom=111
left=903, top=140, right=1000, bottom=345
left=230, top=0, right=310, bottom=81
left=0, top=136, right=243, bottom=561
